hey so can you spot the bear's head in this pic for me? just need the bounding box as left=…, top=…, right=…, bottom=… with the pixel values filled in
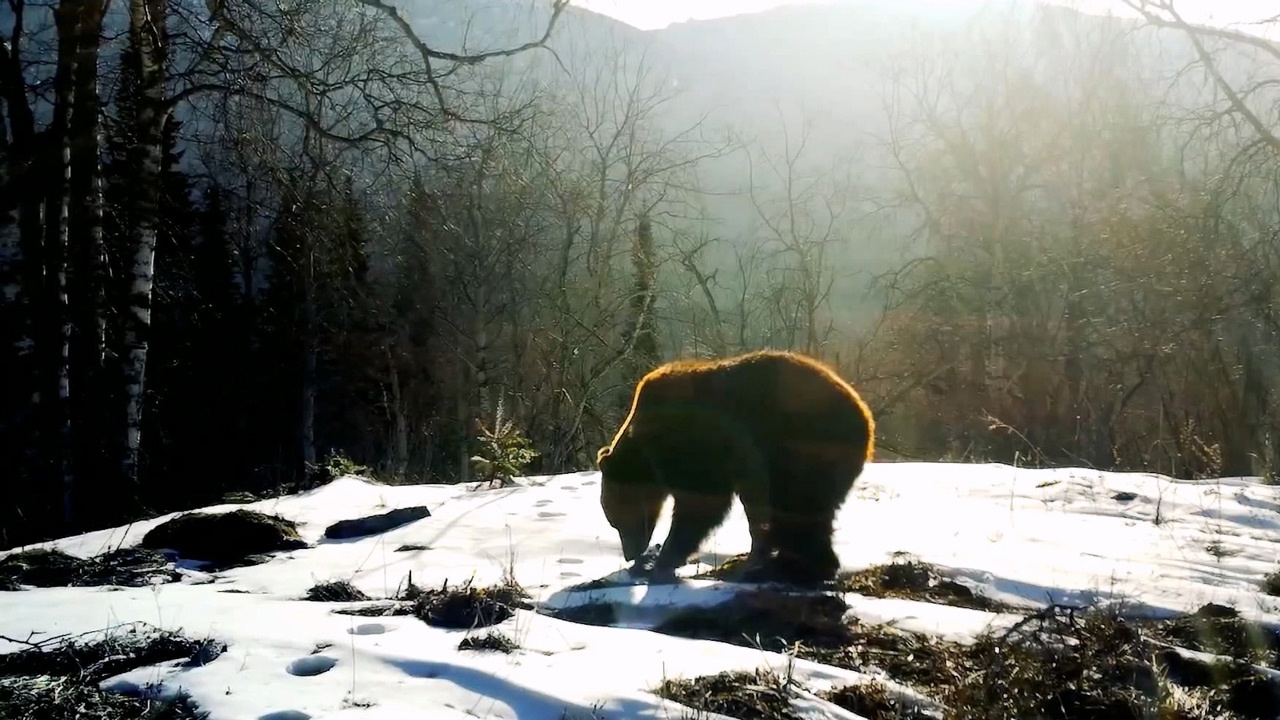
left=597, top=439, right=666, bottom=563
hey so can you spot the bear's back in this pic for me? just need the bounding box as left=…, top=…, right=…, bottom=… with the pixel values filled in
left=633, top=350, right=870, bottom=446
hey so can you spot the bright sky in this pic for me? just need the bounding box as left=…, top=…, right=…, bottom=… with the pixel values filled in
left=571, top=0, right=1272, bottom=32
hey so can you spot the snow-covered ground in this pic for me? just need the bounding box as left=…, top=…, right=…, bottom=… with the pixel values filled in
left=4, top=461, right=1280, bottom=719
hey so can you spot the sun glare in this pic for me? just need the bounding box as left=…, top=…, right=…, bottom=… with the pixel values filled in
left=572, top=0, right=1272, bottom=33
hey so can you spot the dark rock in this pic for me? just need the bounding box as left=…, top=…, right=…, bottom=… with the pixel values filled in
left=323, top=506, right=431, bottom=540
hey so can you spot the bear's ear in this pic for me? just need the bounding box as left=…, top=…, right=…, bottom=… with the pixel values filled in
left=596, top=446, right=613, bottom=468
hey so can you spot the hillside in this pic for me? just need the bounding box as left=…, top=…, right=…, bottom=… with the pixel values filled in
left=4, top=463, right=1280, bottom=718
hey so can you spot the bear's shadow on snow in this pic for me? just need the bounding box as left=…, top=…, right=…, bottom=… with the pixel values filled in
left=382, top=657, right=672, bottom=718
left=942, top=564, right=1185, bottom=618
left=538, top=564, right=769, bottom=629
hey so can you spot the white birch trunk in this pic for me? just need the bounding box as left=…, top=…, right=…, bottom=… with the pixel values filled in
left=122, top=0, right=166, bottom=487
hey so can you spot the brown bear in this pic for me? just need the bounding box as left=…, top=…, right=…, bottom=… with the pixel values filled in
left=596, top=349, right=875, bottom=586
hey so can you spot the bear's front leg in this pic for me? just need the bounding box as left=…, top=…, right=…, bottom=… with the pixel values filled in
left=648, top=490, right=733, bottom=584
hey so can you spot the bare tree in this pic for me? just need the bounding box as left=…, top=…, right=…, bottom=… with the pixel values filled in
left=115, top=0, right=572, bottom=488
left=744, top=108, right=857, bottom=356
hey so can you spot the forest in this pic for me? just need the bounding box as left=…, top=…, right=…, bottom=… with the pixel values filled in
left=1, top=0, right=1278, bottom=550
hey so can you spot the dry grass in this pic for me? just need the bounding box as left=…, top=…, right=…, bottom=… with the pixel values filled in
left=654, top=667, right=806, bottom=720
left=410, top=577, right=531, bottom=630
left=302, top=580, right=371, bottom=602
left=0, top=548, right=181, bottom=590
left=458, top=631, right=519, bottom=653
left=0, top=623, right=223, bottom=720
left=557, top=574, right=1280, bottom=720
left=823, top=680, right=932, bottom=720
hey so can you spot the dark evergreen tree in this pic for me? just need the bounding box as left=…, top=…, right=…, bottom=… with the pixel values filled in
left=621, top=214, right=661, bottom=410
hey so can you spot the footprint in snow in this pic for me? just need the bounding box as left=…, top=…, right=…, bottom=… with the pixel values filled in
left=581, top=479, right=598, bottom=486
left=560, top=571, right=582, bottom=578
left=259, top=712, right=311, bottom=720
left=534, top=499, right=553, bottom=507
left=346, top=623, right=390, bottom=636
left=557, top=557, right=583, bottom=564
left=286, top=655, right=337, bottom=677
left=538, top=511, right=566, bottom=519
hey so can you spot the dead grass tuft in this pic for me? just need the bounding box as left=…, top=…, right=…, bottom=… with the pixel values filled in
left=458, top=631, right=519, bottom=653
left=654, top=668, right=805, bottom=720
left=331, top=602, right=413, bottom=618
left=0, top=547, right=181, bottom=590
left=0, top=623, right=223, bottom=720
left=1146, top=603, right=1280, bottom=669
left=410, top=577, right=531, bottom=630
left=303, top=580, right=370, bottom=603
left=823, top=680, right=931, bottom=720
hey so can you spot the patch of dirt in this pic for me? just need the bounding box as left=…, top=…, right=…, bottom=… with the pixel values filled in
left=139, top=510, right=308, bottom=567
left=654, top=668, right=805, bottom=720
left=0, top=622, right=223, bottom=720
left=458, top=631, right=519, bottom=653
left=410, top=578, right=531, bottom=630
left=303, top=580, right=370, bottom=602
left=0, top=547, right=181, bottom=590
left=835, top=554, right=1009, bottom=612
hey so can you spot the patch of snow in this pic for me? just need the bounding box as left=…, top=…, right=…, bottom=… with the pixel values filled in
left=3, top=461, right=1280, bottom=718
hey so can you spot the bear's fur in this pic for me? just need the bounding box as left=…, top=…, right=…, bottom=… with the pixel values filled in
left=596, top=349, right=875, bottom=585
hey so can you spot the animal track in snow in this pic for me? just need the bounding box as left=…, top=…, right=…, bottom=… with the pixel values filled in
left=556, top=557, right=583, bottom=564
left=534, top=499, right=553, bottom=507
left=537, top=511, right=566, bottom=519
left=346, top=623, right=390, bottom=636
left=286, top=655, right=337, bottom=677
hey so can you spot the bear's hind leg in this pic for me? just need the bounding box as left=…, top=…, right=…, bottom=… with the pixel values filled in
left=768, top=509, right=840, bottom=586
left=649, top=489, right=734, bottom=583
